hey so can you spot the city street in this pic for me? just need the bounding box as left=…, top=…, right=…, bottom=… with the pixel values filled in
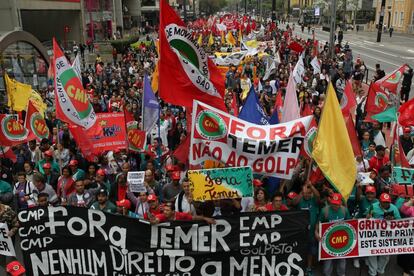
left=287, top=24, right=414, bottom=98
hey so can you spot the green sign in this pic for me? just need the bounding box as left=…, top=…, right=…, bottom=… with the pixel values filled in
left=393, top=167, right=414, bottom=184
left=188, top=166, right=253, bottom=201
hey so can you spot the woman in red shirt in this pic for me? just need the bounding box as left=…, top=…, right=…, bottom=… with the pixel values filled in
left=57, top=166, right=75, bottom=203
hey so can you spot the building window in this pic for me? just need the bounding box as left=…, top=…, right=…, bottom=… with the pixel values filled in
left=400, top=12, right=404, bottom=26
left=394, top=11, right=398, bottom=26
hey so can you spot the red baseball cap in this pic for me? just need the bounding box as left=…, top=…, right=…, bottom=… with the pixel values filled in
left=69, top=160, right=78, bottom=166
left=147, top=194, right=158, bottom=202
left=171, top=171, right=181, bottom=180
left=287, top=192, right=298, bottom=200
left=116, top=199, right=131, bottom=209
left=253, top=179, right=262, bottom=187
left=6, top=261, right=26, bottom=276
left=365, top=186, right=376, bottom=194
left=44, top=150, right=53, bottom=157
left=165, top=165, right=174, bottom=172
left=380, top=193, right=391, bottom=203
left=329, top=193, right=342, bottom=205
left=404, top=127, right=411, bottom=133
left=96, top=169, right=106, bottom=176
left=42, top=163, right=51, bottom=169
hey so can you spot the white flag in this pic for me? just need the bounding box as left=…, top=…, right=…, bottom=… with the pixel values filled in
left=373, top=131, right=386, bottom=147
left=292, top=54, right=305, bottom=85
left=310, top=56, right=321, bottom=75
left=281, top=74, right=300, bottom=123
left=72, top=53, right=82, bottom=81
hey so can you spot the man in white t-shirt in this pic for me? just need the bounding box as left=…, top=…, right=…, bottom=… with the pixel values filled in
left=175, top=178, right=196, bottom=215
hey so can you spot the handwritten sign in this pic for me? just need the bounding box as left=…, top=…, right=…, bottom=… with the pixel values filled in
left=0, top=223, right=15, bottom=256
left=188, top=167, right=253, bottom=201
left=127, top=171, right=146, bottom=193
left=393, top=167, right=414, bottom=184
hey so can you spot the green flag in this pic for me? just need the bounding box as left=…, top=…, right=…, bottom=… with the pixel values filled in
left=371, top=106, right=397, bottom=122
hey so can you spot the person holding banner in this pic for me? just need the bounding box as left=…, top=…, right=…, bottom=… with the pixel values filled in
left=367, top=193, right=401, bottom=276
left=316, top=193, right=351, bottom=276
left=0, top=201, right=19, bottom=268
left=150, top=202, right=216, bottom=225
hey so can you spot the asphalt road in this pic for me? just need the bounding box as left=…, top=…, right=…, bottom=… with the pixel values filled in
left=286, top=24, right=414, bottom=99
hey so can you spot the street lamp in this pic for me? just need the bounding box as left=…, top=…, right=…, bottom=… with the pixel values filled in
left=377, top=0, right=386, bottom=42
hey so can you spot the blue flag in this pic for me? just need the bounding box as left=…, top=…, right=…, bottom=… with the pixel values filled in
left=269, top=108, right=279, bottom=124
left=143, top=75, right=159, bottom=132
left=238, top=86, right=269, bottom=125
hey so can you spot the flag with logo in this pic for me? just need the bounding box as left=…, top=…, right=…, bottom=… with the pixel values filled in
left=143, top=74, right=159, bottom=132
left=365, top=82, right=392, bottom=121
left=5, top=73, right=32, bottom=112
left=341, top=80, right=357, bottom=116
left=0, top=114, right=29, bottom=147
left=25, top=100, right=50, bottom=141
left=312, top=83, right=357, bottom=201
left=239, top=86, right=269, bottom=125
left=53, top=38, right=96, bottom=129
left=376, top=64, right=408, bottom=94
left=159, top=0, right=226, bottom=111
left=126, top=120, right=146, bottom=152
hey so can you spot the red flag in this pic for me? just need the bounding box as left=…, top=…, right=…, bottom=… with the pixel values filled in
left=312, top=40, right=319, bottom=57
left=274, top=90, right=283, bottom=122
left=344, top=115, right=362, bottom=157
left=70, top=113, right=127, bottom=156
left=341, top=80, right=357, bottom=116
left=0, top=114, right=29, bottom=147
left=53, top=38, right=97, bottom=129
left=0, top=146, right=17, bottom=163
left=69, top=125, right=97, bottom=162
left=124, top=110, right=135, bottom=124
left=399, top=97, right=414, bottom=127
left=376, top=64, right=408, bottom=94
left=393, top=125, right=411, bottom=168
left=309, top=164, right=324, bottom=184
left=128, top=128, right=146, bottom=152
left=25, top=100, right=50, bottom=142
left=288, top=41, right=304, bottom=53
left=159, top=0, right=226, bottom=111
left=365, top=82, right=389, bottom=121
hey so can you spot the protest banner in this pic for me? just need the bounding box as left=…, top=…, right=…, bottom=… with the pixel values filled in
left=190, top=101, right=313, bottom=179
left=393, top=166, right=414, bottom=184
left=0, top=223, right=16, bottom=257
left=127, top=171, right=146, bottom=193
left=18, top=207, right=309, bottom=276
left=86, top=113, right=127, bottom=154
left=319, top=218, right=414, bottom=260
left=188, top=167, right=253, bottom=201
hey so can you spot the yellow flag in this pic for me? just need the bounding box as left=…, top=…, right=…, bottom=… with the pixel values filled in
left=226, top=31, right=236, bottom=46
left=197, top=34, right=203, bottom=46
left=151, top=61, right=159, bottom=93
left=245, top=39, right=258, bottom=49
left=29, top=90, right=47, bottom=116
left=312, top=83, right=357, bottom=201
left=208, top=32, right=214, bottom=47
left=221, top=31, right=225, bottom=45
left=5, top=73, right=32, bottom=111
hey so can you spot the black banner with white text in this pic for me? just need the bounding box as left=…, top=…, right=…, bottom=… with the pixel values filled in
left=18, top=207, right=309, bottom=276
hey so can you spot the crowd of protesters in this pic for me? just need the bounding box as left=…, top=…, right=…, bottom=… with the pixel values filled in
left=0, top=15, right=413, bottom=276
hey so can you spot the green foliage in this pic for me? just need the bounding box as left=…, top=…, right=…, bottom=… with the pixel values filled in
left=199, top=0, right=228, bottom=15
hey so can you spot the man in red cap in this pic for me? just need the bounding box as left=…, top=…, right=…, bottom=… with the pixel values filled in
left=116, top=199, right=138, bottom=218
left=143, top=194, right=162, bottom=220
left=367, top=193, right=401, bottom=276
left=69, top=160, right=86, bottom=182
left=316, top=193, right=351, bottom=276
left=162, top=171, right=182, bottom=202
left=356, top=185, right=378, bottom=219
left=35, top=150, right=59, bottom=175
left=400, top=127, right=413, bottom=155
left=41, top=163, right=59, bottom=190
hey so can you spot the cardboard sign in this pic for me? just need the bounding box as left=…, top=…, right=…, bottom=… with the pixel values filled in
left=188, top=166, right=253, bottom=201
left=127, top=171, right=146, bottom=193
left=0, top=223, right=15, bottom=257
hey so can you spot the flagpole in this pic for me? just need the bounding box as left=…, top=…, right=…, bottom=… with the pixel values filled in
left=157, top=101, right=161, bottom=168
left=56, top=120, right=62, bottom=175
